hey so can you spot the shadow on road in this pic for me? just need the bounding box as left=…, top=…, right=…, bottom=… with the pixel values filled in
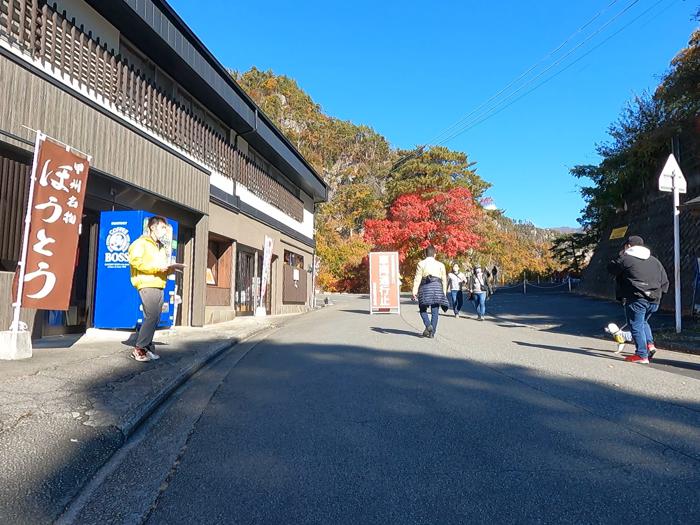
left=513, top=340, right=620, bottom=362
left=371, top=327, right=423, bottom=337
left=142, top=336, right=700, bottom=524
left=488, top=289, right=676, bottom=339
left=10, top=312, right=700, bottom=523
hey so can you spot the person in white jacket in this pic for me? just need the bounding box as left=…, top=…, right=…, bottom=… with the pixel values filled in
left=447, top=264, right=467, bottom=317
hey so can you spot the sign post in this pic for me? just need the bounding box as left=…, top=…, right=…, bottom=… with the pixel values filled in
left=255, top=235, right=274, bottom=317
left=2, top=131, right=91, bottom=359
left=311, top=254, right=320, bottom=309
left=369, top=252, right=400, bottom=314
left=658, top=153, right=686, bottom=334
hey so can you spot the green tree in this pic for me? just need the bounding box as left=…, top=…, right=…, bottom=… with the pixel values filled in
left=385, top=146, right=489, bottom=203
left=572, top=26, right=700, bottom=235
left=550, top=233, right=595, bottom=277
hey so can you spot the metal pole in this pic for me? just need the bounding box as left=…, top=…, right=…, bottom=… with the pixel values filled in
left=673, top=180, right=682, bottom=333
left=171, top=284, right=179, bottom=330
left=568, top=277, right=572, bottom=293
left=11, top=131, right=43, bottom=337
left=311, top=253, right=317, bottom=309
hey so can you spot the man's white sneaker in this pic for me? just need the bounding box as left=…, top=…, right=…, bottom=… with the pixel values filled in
left=130, top=349, right=150, bottom=362
left=146, top=350, right=160, bottom=360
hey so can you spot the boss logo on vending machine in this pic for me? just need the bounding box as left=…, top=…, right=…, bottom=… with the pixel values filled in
left=105, top=226, right=131, bottom=266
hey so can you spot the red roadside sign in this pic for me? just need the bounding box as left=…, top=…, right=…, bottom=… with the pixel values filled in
left=15, top=133, right=91, bottom=311
left=369, top=251, right=400, bottom=314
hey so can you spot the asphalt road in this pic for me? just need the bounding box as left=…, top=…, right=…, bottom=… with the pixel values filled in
left=66, top=294, right=700, bottom=524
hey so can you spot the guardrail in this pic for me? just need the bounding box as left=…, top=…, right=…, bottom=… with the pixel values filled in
left=495, top=280, right=578, bottom=294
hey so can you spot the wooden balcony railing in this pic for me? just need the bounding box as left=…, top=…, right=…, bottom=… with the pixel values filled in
left=0, top=0, right=305, bottom=222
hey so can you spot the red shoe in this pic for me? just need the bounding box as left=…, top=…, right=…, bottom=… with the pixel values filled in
left=624, top=354, right=649, bottom=364
left=647, top=343, right=657, bottom=360
left=130, top=348, right=151, bottom=362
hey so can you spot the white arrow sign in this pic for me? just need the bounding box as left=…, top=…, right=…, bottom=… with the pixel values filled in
left=658, top=153, right=687, bottom=193
left=657, top=152, right=686, bottom=333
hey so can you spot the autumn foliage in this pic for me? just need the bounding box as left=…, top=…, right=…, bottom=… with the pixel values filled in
left=234, top=68, right=567, bottom=292
left=365, top=188, right=481, bottom=258
left=364, top=188, right=482, bottom=286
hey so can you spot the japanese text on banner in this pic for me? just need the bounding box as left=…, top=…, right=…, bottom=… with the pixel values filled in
left=20, top=137, right=90, bottom=310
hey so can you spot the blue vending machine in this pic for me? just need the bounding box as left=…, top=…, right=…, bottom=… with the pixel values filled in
left=93, top=211, right=179, bottom=329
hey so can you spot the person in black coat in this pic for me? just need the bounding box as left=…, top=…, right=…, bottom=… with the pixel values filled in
left=607, top=235, right=669, bottom=363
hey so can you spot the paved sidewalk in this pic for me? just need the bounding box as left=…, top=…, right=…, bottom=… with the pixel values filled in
left=0, top=314, right=291, bottom=524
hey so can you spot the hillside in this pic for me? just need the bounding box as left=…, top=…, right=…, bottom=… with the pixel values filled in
left=233, top=68, right=561, bottom=289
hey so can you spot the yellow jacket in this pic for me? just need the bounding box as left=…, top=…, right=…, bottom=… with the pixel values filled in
left=128, top=235, right=168, bottom=290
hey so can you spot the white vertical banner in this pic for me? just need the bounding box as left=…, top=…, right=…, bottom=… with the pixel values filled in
left=255, top=235, right=274, bottom=317
left=369, top=252, right=400, bottom=315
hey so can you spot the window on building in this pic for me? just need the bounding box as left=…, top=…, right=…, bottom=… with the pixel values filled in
left=283, top=249, right=307, bottom=304
left=119, top=38, right=156, bottom=83
left=284, top=250, right=304, bottom=269
left=206, top=241, right=220, bottom=285
left=121, top=39, right=229, bottom=140
left=248, top=147, right=271, bottom=174
left=206, top=238, right=233, bottom=307
left=248, top=148, right=301, bottom=199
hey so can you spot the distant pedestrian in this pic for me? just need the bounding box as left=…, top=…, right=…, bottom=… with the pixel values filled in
left=468, top=265, right=491, bottom=321
left=128, top=216, right=176, bottom=362
left=491, top=265, right=499, bottom=286
left=412, top=245, right=448, bottom=338
left=447, top=263, right=467, bottom=317
left=607, top=235, right=668, bottom=363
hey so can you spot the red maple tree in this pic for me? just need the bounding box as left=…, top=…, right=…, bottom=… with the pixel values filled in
left=364, top=187, right=483, bottom=279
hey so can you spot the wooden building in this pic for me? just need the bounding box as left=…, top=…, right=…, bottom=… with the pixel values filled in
left=0, top=0, right=327, bottom=337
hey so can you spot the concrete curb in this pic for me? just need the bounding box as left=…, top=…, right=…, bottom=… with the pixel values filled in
left=117, top=324, right=274, bottom=439
left=46, top=324, right=276, bottom=523
left=649, top=337, right=700, bottom=356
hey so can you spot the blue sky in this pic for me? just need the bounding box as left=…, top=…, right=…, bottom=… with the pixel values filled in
left=169, top=0, right=698, bottom=228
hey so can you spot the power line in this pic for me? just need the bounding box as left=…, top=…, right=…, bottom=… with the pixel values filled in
left=436, top=0, right=669, bottom=146
left=424, top=0, right=622, bottom=147
left=435, top=0, right=645, bottom=147
left=391, top=0, right=633, bottom=170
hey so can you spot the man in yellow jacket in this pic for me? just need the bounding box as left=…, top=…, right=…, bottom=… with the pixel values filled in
left=128, top=215, right=174, bottom=362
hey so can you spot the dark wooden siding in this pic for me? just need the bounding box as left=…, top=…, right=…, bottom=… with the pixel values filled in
left=0, top=154, right=30, bottom=270
left=0, top=0, right=305, bottom=221
left=0, top=54, right=210, bottom=212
